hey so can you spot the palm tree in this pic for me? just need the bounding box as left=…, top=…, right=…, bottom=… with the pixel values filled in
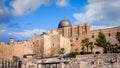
left=84, top=38, right=90, bottom=52
left=89, top=42, right=94, bottom=53
left=116, top=32, right=120, bottom=43
left=107, top=41, right=111, bottom=53
left=81, top=38, right=90, bottom=53
left=81, top=39, right=85, bottom=53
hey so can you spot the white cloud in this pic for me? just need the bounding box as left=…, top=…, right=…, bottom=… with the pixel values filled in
left=0, top=0, right=13, bottom=23
left=11, top=0, right=51, bottom=16
left=0, top=29, right=6, bottom=33
left=1, top=0, right=69, bottom=17
left=92, top=25, right=112, bottom=30
left=73, top=0, right=120, bottom=29
left=0, top=25, right=7, bottom=33
left=73, top=13, right=88, bottom=24
left=8, top=29, right=46, bottom=37
left=56, top=0, right=69, bottom=7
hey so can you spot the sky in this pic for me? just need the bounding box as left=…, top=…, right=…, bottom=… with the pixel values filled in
left=0, top=0, right=120, bottom=42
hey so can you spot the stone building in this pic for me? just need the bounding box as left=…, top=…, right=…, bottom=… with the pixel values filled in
left=0, top=19, right=120, bottom=60
left=48, top=19, right=120, bottom=52
left=32, top=30, right=71, bottom=57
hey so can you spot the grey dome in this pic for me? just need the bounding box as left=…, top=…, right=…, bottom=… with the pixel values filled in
left=58, top=19, right=71, bottom=28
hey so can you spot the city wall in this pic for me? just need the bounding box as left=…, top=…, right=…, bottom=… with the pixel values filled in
left=0, top=40, right=34, bottom=60
left=0, top=23, right=120, bottom=60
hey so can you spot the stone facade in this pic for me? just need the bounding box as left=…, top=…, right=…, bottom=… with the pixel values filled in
left=49, top=22, right=120, bottom=52
left=0, top=42, right=13, bottom=60
left=0, top=19, right=120, bottom=60
left=32, top=30, right=71, bottom=57
left=0, top=40, right=34, bottom=60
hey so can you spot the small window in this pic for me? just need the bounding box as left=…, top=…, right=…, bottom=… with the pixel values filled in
left=70, top=39, right=73, bottom=42
left=92, top=35, right=94, bottom=38
left=53, top=44, right=54, bottom=46
left=108, top=33, right=111, bottom=37
left=76, top=37, right=78, bottom=40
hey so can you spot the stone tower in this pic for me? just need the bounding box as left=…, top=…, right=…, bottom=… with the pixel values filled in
left=10, top=37, right=14, bottom=44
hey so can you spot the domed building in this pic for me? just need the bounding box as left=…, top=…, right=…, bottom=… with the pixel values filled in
left=0, top=19, right=120, bottom=60
left=58, top=19, right=71, bottom=28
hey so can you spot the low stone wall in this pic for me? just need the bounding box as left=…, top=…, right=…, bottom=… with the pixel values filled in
left=14, top=53, right=120, bottom=68
left=66, top=53, right=120, bottom=68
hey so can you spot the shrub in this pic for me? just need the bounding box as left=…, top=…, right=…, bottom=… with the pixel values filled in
left=69, top=51, right=80, bottom=58
left=95, top=51, right=100, bottom=54
left=60, top=48, right=65, bottom=54
left=80, top=51, right=92, bottom=55
left=80, top=51, right=84, bottom=55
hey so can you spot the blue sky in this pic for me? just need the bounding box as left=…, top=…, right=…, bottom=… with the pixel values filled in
left=0, top=0, right=120, bottom=42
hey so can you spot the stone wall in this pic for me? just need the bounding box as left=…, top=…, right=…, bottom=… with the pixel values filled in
left=66, top=54, right=120, bottom=68
left=49, top=23, right=120, bottom=52
left=0, top=40, right=34, bottom=60
left=33, top=35, right=44, bottom=57
left=13, top=41, right=34, bottom=57
left=43, top=35, right=52, bottom=57
left=0, top=42, right=13, bottom=60
left=60, top=35, right=71, bottom=54
left=32, top=31, right=71, bottom=57
left=93, top=27, right=120, bottom=44
left=0, top=23, right=120, bottom=60
left=20, top=53, right=120, bottom=68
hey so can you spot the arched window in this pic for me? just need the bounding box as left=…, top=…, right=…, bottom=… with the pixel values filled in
left=108, top=31, right=111, bottom=37
left=92, top=33, right=94, bottom=39
left=78, top=26, right=80, bottom=36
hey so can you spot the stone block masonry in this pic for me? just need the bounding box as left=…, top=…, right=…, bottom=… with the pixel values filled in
left=0, top=19, right=120, bottom=61
left=20, top=53, right=120, bottom=68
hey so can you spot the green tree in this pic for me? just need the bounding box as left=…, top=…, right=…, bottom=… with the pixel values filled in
left=106, top=41, right=111, bottom=53
left=115, top=44, right=119, bottom=52
left=116, top=32, right=120, bottom=43
left=96, top=32, right=107, bottom=53
left=85, top=38, right=90, bottom=52
left=81, top=38, right=90, bottom=53
left=69, top=51, right=80, bottom=58
left=69, top=52, right=76, bottom=58
left=60, top=48, right=65, bottom=54
left=89, top=42, right=94, bottom=53
left=81, top=39, right=85, bottom=53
